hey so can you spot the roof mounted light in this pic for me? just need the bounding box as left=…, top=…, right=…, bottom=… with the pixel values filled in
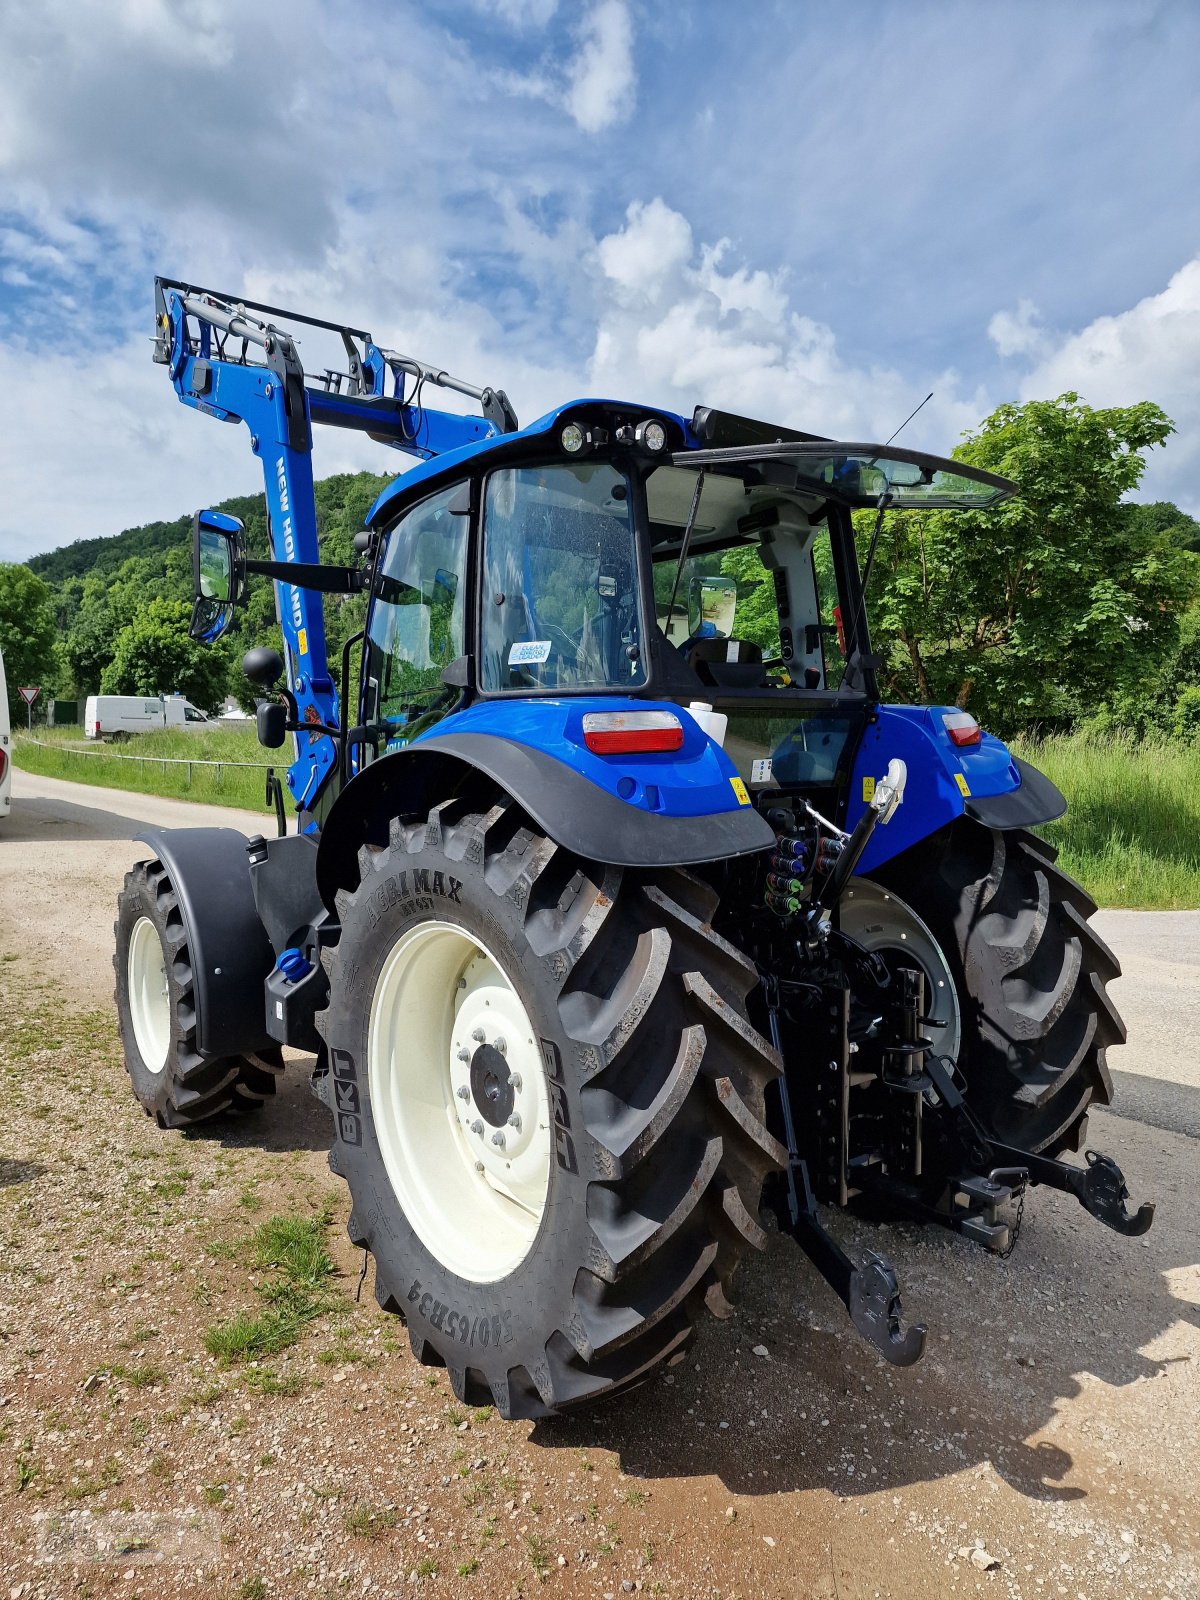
left=941, top=711, right=981, bottom=748
left=635, top=419, right=667, bottom=452
left=582, top=710, right=684, bottom=755
left=561, top=421, right=587, bottom=454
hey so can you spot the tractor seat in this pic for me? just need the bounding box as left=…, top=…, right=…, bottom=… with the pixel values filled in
left=685, top=636, right=768, bottom=688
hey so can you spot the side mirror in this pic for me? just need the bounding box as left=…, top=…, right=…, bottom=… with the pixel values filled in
left=189, top=509, right=247, bottom=642
left=256, top=700, right=288, bottom=749
left=687, top=575, right=738, bottom=640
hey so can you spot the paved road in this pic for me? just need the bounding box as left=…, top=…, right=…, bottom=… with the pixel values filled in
left=1095, top=908, right=1200, bottom=1139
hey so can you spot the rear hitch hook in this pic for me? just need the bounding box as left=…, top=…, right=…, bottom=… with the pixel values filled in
left=1081, top=1150, right=1155, bottom=1237
left=848, top=1253, right=927, bottom=1367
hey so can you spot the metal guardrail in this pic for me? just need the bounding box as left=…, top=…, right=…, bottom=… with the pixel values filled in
left=15, top=735, right=270, bottom=793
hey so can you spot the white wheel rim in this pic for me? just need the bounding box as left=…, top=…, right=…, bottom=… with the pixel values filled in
left=840, top=879, right=962, bottom=1061
left=127, top=916, right=171, bottom=1074
left=368, top=920, right=552, bottom=1284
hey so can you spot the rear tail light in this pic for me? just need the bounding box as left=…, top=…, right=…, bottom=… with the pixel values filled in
left=0, top=749, right=6, bottom=784
left=582, top=711, right=684, bottom=755
left=941, top=711, right=981, bottom=748
left=93, top=721, right=101, bottom=737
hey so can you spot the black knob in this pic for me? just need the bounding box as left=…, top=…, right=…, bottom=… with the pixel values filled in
left=243, top=646, right=285, bottom=687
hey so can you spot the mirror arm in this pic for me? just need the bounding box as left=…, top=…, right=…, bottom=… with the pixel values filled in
left=244, top=559, right=366, bottom=594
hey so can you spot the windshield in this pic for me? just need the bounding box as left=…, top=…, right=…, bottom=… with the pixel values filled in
left=479, top=461, right=646, bottom=692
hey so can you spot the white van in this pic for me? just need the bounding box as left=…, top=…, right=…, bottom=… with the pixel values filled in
left=84, top=694, right=210, bottom=739
left=0, top=642, right=10, bottom=821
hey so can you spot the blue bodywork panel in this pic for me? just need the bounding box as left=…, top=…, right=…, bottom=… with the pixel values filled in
left=847, top=705, right=1022, bottom=874
left=406, top=699, right=752, bottom=821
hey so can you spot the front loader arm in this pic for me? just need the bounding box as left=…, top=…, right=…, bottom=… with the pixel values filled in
left=153, top=278, right=517, bottom=816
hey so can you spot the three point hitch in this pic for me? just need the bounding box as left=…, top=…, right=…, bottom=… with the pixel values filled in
left=762, top=972, right=1153, bottom=1370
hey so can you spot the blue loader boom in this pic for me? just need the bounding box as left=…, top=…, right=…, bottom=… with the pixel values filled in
left=155, top=277, right=516, bottom=812
left=109, top=277, right=1151, bottom=1421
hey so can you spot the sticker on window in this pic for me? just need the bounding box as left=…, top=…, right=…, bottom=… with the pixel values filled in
left=508, top=640, right=553, bottom=666
left=751, top=758, right=773, bottom=786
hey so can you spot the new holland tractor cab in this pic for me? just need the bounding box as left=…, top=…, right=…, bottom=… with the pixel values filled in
left=114, top=279, right=1152, bottom=1416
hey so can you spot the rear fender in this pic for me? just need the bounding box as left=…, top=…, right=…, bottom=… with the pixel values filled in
left=315, top=698, right=774, bottom=909
left=136, top=827, right=274, bottom=1058
left=848, top=706, right=1065, bottom=874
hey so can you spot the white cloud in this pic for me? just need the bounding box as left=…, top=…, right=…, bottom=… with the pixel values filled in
left=589, top=198, right=984, bottom=450
left=1016, top=257, right=1200, bottom=511
left=564, top=0, right=635, bottom=133
left=988, top=297, right=1048, bottom=359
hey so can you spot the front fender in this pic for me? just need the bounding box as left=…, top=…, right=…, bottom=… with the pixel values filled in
left=848, top=706, right=1065, bottom=873
left=135, top=827, right=274, bottom=1057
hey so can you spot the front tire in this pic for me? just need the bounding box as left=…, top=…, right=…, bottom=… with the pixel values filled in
left=862, top=819, right=1122, bottom=1154
left=114, top=859, right=283, bottom=1127
left=317, top=794, right=785, bottom=1418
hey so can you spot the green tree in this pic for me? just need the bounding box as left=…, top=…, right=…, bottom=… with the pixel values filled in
left=861, top=394, right=1193, bottom=733
left=0, top=563, right=58, bottom=721
left=101, top=598, right=230, bottom=712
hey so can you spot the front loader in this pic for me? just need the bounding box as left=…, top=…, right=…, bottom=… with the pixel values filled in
left=113, top=279, right=1152, bottom=1415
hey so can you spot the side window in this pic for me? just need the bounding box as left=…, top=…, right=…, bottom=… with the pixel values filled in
left=365, top=485, right=468, bottom=736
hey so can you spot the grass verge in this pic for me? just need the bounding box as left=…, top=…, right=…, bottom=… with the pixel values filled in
left=203, top=1211, right=338, bottom=1364
left=1014, top=732, right=1200, bottom=910
left=13, top=723, right=272, bottom=813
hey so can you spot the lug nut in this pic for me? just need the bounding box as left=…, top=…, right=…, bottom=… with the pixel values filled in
left=508, top=1073, right=522, bottom=1093
left=470, top=1120, right=484, bottom=1136
left=507, top=1113, right=522, bottom=1133
left=471, top=1027, right=486, bottom=1043
left=494, top=1036, right=507, bottom=1055
left=491, top=1131, right=506, bottom=1149
left=456, top=1085, right=470, bottom=1101
left=457, top=1047, right=470, bottom=1062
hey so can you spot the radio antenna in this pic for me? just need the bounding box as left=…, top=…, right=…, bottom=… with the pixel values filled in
left=883, top=391, right=933, bottom=448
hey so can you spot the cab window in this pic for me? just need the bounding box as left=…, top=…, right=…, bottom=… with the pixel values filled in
left=480, top=462, right=646, bottom=692
left=365, top=485, right=468, bottom=740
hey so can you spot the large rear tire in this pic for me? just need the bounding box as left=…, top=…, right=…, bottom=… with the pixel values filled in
left=115, top=859, right=283, bottom=1127
left=317, top=794, right=785, bottom=1419
left=860, top=819, right=1122, bottom=1154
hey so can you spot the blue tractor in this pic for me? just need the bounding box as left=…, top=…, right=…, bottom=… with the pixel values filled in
left=113, top=281, right=1151, bottom=1414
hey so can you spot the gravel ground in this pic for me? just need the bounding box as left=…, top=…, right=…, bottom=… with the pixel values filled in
left=1, top=772, right=1197, bottom=1599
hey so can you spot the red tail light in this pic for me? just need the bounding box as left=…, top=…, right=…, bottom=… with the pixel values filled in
left=941, top=711, right=981, bottom=748
left=582, top=711, right=684, bottom=755
left=93, top=721, right=101, bottom=737
left=0, top=749, right=7, bottom=784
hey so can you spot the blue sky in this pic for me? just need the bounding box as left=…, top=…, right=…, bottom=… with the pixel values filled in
left=1, top=0, right=1198, bottom=561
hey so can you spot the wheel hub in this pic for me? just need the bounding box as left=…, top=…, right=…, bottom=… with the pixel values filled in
left=840, top=878, right=962, bottom=1062
left=469, top=1042, right=515, bottom=1127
